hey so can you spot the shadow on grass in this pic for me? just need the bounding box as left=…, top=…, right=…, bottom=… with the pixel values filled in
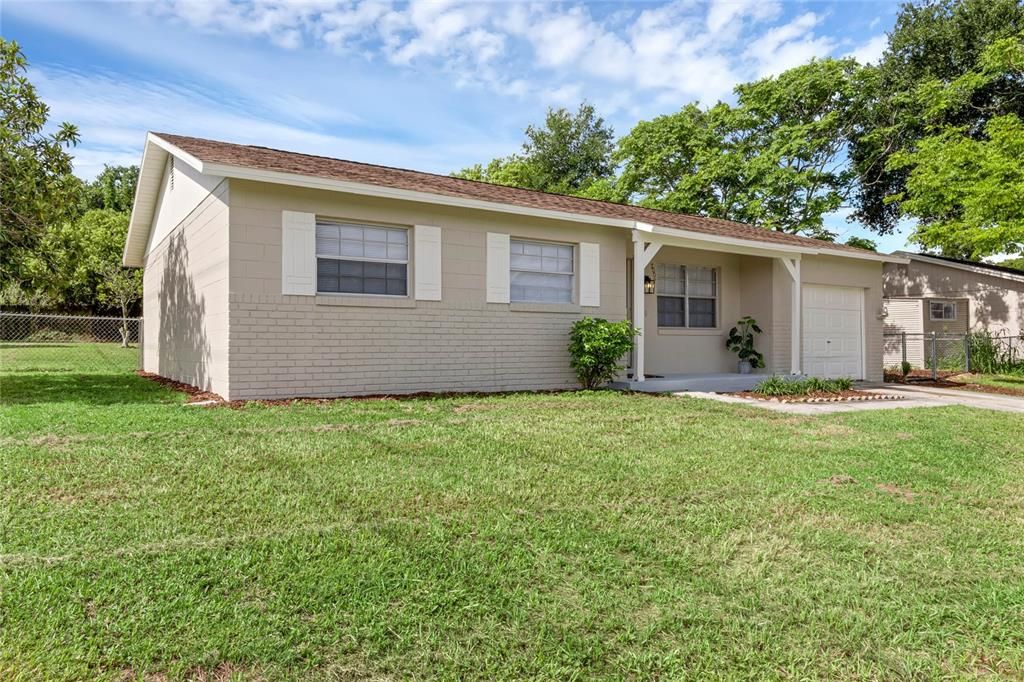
left=0, top=372, right=182, bottom=406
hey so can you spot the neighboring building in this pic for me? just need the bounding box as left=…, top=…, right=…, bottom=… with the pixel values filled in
left=124, top=132, right=903, bottom=400
left=882, top=252, right=1024, bottom=368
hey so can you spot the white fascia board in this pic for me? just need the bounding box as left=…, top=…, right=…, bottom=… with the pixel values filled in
left=204, top=163, right=638, bottom=230
left=900, top=252, right=1024, bottom=283
left=123, top=136, right=169, bottom=267
left=645, top=224, right=814, bottom=258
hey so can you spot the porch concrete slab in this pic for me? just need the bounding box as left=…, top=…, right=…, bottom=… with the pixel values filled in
left=680, top=384, right=1024, bottom=414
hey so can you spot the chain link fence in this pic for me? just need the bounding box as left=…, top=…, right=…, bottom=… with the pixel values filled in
left=884, top=331, right=1024, bottom=379
left=0, top=312, right=142, bottom=374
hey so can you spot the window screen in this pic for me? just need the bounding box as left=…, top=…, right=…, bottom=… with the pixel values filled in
left=316, top=221, right=408, bottom=296
left=510, top=239, right=574, bottom=303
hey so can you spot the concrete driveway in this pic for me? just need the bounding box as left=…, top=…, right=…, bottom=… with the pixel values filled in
left=683, top=383, right=1024, bottom=415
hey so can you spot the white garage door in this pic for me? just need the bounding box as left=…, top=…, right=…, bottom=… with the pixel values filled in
left=802, top=284, right=864, bottom=379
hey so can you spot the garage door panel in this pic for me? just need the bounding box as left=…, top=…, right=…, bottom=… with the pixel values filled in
left=802, top=284, right=863, bottom=380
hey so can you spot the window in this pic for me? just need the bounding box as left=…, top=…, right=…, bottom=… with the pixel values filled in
left=655, top=264, right=717, bottom=328
left=930, top=300, right=957, bottom=321
left=510, top=239, right=574, bottom=303
left=315, top=221, right=408, bottom=296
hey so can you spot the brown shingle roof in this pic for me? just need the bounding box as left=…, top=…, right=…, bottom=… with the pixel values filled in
left=156, top=132, right=870, bottom=256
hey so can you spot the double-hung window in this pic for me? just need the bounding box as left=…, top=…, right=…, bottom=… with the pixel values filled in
left=315, top=220, right=408, bottom=296
left=510, top=239, right=574, bottom=303
left=656, top=264, right=717, bottom=328
left=929, top=300, right=956, bottom=321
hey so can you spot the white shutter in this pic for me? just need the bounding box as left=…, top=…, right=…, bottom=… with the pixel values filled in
left=413, top=225, right=442, bottom=301
left=579, top=242, right=600, bottom=307
left=281, top=211, right=316, bottom=296
left=486, top=232, right=510, bottom=303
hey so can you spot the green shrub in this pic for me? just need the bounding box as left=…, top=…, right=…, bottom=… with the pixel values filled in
left=753, top=375, right=853, bottom=396
left=568, top=318, right=640, bottom=390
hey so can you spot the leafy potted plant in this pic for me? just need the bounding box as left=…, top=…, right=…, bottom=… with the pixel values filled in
left=725, top=316, right=765, bottom=374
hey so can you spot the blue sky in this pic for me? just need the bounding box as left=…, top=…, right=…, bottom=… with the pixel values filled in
left=3, top=0, right=912, bottom=251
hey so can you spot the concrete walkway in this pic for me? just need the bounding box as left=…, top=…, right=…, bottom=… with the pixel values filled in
left=681, top=383, right=1024, bottom=415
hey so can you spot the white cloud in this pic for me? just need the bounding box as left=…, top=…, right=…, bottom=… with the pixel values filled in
left=746, top=12, right=836, bottom=77
left=847, top=34, right=888, bottom=65
left=707, top=0, right=781, bottom=34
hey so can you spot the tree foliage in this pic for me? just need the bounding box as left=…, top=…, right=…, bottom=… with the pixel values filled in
left=21, top=209, right=139, bottom=312
left=849, top=0, right=1024, bottom=234
left=616, top=59, right=863, bottom=239
left=454, top=103, right=614, bottom=194
left=0, top=38, right=81, bottom=280
left=80, top=164, right=139, bottom=213
left=887, top=36, right=1024, bottom=259
left=844, top=236, right=878, bottom=251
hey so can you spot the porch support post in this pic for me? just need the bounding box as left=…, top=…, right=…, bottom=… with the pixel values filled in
left=779, top=256, right=801, bottom=375
left=631, top=230, right=662, bottom=383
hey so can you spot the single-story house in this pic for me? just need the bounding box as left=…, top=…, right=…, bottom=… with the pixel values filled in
left=124, top=132, right=904, bottom=400
left=882, top=252, right=1024, bottom=367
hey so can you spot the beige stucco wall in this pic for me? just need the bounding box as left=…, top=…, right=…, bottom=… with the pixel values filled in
left=142, top=180, right=230, bottom=396
left=884, top=260, right=1023, bottom=336
left=226, top=181, right=629, bottom=399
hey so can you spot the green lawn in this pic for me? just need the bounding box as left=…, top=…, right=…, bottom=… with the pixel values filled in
left=1, top=342, right=139, bottom=374
left=2, top=358, right=1024, bottom=679
left=952, top=372, right=1024, bottom=394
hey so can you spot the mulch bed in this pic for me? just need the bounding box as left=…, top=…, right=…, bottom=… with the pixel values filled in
left=136, top=372, right=223, bottom=403
left=729, top=389, right=903, bottom=403
left=884, top=371, right=1024, bottom=398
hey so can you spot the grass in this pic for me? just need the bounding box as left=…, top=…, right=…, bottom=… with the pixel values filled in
left=952, top=372, right=1024, bottom=394
left=1, top=342, right=139, bottom=374
left=2, top=352, right=1024, bottom=679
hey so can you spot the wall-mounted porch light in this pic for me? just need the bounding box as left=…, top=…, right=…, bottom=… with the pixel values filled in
left=644, top=272, right=656, bottom=294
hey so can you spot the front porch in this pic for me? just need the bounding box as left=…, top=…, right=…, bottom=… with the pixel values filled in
left=610, top=372, right=772, bottom=393
left=626, top=222, right=805, bottom=386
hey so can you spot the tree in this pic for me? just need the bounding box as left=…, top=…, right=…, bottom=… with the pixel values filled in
left=23, top=209, right=135, bottom=313
left=0, top=38, right=81, bottom=281
left=615, top=59, right=864, bottom=239
left=849, top=0, right=1024, bottom=234
left=886, top=36, right=1024, bottom=259
left=844, top=236, right=878, bottom=251
left=80, top=165, right=139, bottom=213
left=454, top=103, right=614, bottom=194
left=98, top=264, right=142, bottom=346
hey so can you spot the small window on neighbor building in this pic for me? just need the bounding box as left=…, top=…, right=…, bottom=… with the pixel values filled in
left=315, top=221, right=408, bottom=296
left=929, top=301, right=957, bottom=321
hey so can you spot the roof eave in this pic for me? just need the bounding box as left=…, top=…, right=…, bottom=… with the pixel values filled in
left=898, top=251, right=1024, bottom=283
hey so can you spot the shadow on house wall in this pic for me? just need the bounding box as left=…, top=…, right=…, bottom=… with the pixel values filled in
left=158, top=231, right=210, bottom=389
left=883, top=264, right=1017, bottom=333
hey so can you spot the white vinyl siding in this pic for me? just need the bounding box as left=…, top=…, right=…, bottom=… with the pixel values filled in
left=510, top=239, right=574, bottom=303
left=316, top=221, right=408, bottom=296
left=929, top=300, right=957, bottom=321
left=655, top=264, right=717, bottom=328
